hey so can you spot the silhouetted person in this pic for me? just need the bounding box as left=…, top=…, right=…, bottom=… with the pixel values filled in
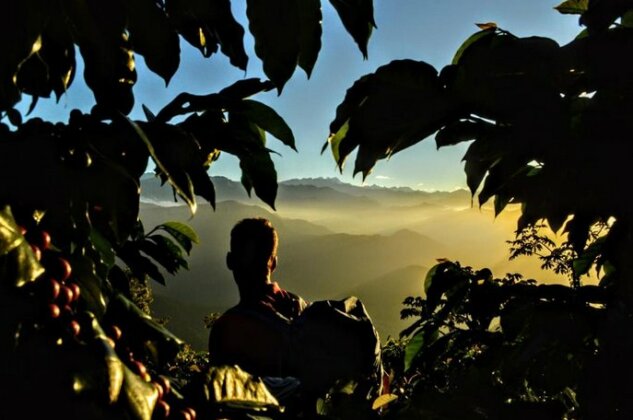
left=208, top=218, right=383, bottom=413
left=208, top=218, right=307, bottom=377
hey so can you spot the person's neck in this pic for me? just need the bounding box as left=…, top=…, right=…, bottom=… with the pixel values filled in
left=236, top=274, right=272, bottom=302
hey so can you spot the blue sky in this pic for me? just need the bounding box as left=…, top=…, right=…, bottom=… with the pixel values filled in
left=21, top=0, right=582, bottom=191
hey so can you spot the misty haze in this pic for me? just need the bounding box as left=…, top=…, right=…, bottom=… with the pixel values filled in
left=139, top=175, right=573, bottom=350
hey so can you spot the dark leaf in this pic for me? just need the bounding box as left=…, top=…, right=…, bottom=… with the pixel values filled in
left=6, top=109, right=22, bottom=127
left=404, top=329, right=424, bottom=372
left=69, top=254, right=108, bottom=318
left=166, top=0, right=248, bottom=70
left=239, top=149, right=278, bottom=210
left=123, top=118, right=199, bottom=214
left=580, top=0, right=632, bottom=32
left=119, top=242, right=166, bottom=285
left=43, top=14, right=77, bottom=101
left=126, top=0, right=180, bottom=85
left=72, top=313, right=125, bottom=404
left=189, top=169, right=217, bottom=208
left=15, top=51, right=53, bottom=98
left=325, top=74, right=371, bottom=168
left=90, top=228, right=116, bottom=271
left=327, top=60, right=460, bottom=178
left=573, top=236, right=606, bottom=277
left=65, top=0, right=135, bottom=114
left=142, top=105, right=156, bottom=121
left=105, top=293, right=184, bottom=364
left=464, top=159, right=490, bottom=197
left=108, top=264, right=131, bottom=297
left=435, top=120, right=486, bottom=149
left=451, top=28, right=496, bottom=65
left=142, top=234, right=188, bottom=273
left=564, top=215, right=593, bottom=253
left=298, top=0, right=322, bottom=77
left=218, top=78, right=275, bottom=100
left=494, top=192, right=512, bottom=216
left=0, top=0, right=49, bottom=110
left=246, top=0, right=301, bottom=91
left=328, top=0, right=376, bottom=58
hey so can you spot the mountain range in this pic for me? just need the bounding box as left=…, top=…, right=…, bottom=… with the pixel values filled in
left=139, top=175, right=570, bottom=350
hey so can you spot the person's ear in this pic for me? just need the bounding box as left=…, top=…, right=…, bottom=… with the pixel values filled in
left=270, top=255, right=278, bottom=272
left=226, top=252, right=234, bottom=270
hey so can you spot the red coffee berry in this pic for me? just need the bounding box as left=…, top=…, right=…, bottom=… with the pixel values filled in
left=68, top=283, right=80, bottom=301
left=48, top=303, right=61, bottom=319
left=153, top=400, right=170, bottom=419
left=108, top=325, right=122, bottom=341
left=57, top=285, right=74, bottom=306
left=68, top=320, right=81, bottom=336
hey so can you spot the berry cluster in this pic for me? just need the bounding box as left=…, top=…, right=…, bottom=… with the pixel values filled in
left=20, top=225, right=197, bottom=419
left=21, top=226, right=80, bottom=334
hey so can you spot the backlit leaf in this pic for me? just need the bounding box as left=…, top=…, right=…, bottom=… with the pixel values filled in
left=554, top=0, right=589, bottom=15
left=0, top=206, right=45, bottom=287
left=158, top=221, right=200, bottom=255
left=404, top=329, right=424, bottom=371
left=298, top=0, right=323, bottom=77
left=475, top=22, right=498, bottom=30
left=126, top=0, right=180, bottom=85
left=247, top=0, right=300, bottom=91
left=232, top=99, right=296, bottom=150
left=329, top=0, right=376, bottom=58
left=452, top=28, right=496, bottom=65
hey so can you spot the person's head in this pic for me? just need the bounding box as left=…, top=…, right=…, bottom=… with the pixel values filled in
left=226, top=218, right=278, bottom=287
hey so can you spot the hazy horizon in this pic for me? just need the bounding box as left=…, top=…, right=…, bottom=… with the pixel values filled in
left=140, top=177, right=586, bottom=350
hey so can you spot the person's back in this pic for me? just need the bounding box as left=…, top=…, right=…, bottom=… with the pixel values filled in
left=208, top=218, right=307, bottom=377
left=208, top=218, right=383, bottom=411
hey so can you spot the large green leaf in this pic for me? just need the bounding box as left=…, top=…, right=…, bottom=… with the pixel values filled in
left=0, top=206, right=27, bottom=256
left=157, top=221, right=200, bottom=255
left=404, top=329, right=425, bottom=372
left=120, top=365, right=159, bottom=420
left=231, top=99, right=297, bottom=150
left=205, top=365, right=280, bottom=408
left=328, top=0, right=376, bottom=58
left=246, top=0, right=301, bottom=91
left=126, top=0, right=180, bottom=85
